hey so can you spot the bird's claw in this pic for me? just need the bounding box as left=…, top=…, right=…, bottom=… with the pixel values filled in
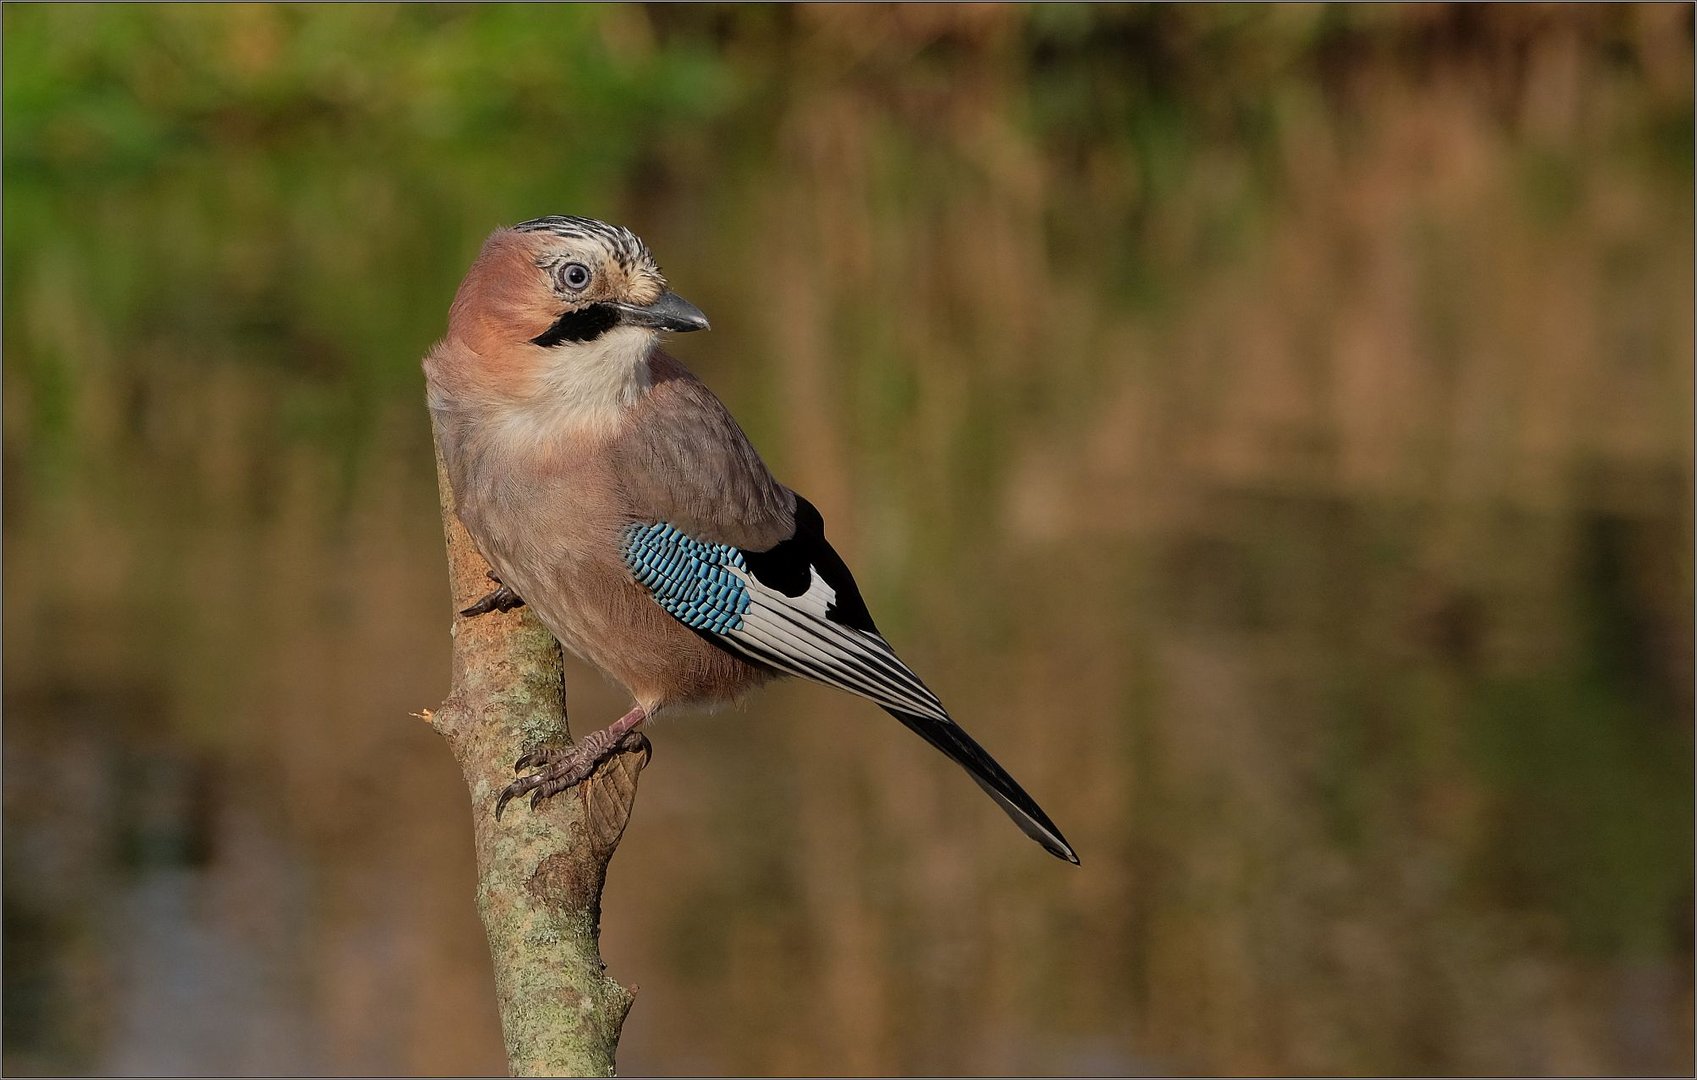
left=494, top=732, right=651, bottom=819
left=513, top=748, right=552, bottom=773
left=461, top=571, right=525, bottom=618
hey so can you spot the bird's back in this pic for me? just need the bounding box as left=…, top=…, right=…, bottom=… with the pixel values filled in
left=609, top=351, right=796, bottom=551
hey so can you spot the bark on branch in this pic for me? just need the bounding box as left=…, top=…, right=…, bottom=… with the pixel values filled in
left=426, top=443, right=646, bottom=1077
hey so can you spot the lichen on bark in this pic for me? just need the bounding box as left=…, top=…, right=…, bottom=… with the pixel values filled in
left=427, top=445, right=646, bottom=1077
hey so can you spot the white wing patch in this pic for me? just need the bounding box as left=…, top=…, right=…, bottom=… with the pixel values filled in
left=721, top=566, right=950, bottom=723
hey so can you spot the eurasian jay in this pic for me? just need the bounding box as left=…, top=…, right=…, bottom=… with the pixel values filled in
left=424, top=215, right=1077, bottom=863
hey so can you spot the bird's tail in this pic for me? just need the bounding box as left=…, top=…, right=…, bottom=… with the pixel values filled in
left=883, top=707, right=1079, bottom=864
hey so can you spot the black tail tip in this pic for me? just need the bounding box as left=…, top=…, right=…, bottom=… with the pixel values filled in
left=1044, top=837, right=1081, bottom=865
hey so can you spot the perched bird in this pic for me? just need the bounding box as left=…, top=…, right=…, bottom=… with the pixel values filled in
left=424, top=215, right=1077, bottom=863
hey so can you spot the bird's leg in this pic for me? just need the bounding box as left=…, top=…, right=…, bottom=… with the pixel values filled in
left=461, top=570, right=526, bottom=617
left=495, top=705, right=650, bottom=818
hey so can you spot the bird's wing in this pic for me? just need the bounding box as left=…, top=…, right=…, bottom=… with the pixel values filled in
left=612, top=356, right=915, bottom=703
left=620, top=495, right=1079, bottom=863
left=623, top=495, right=942, bottom=718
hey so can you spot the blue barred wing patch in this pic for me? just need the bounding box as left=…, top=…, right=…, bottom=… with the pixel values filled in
left=621, top=516, right=948, bottom=723
left=621, top=522, right=751, bottom=634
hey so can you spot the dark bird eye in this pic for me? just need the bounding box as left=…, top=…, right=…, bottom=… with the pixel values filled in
left=560, top=262, right=592, bottom=291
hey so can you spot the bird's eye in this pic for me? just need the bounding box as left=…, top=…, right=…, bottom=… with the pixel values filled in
left=560, top=262, right=592, bottom=291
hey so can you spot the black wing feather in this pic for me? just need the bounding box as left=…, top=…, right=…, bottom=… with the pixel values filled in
left=740, top=496, right=877, bottom=631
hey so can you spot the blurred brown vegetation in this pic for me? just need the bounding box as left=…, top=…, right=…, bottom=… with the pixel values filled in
left=3, top=4, right=1692, bottom=1076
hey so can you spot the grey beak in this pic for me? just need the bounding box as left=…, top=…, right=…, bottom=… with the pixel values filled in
left=609, top=290, right=710, bottom=333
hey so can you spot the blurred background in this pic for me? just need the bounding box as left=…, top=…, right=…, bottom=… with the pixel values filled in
left=3, top=4, right=1692, bottom=1076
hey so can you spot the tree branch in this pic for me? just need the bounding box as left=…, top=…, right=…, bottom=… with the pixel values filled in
left=426, top=443, right=646, bottom=1077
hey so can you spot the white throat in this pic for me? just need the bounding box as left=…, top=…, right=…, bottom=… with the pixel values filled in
left=518, top=326, right=655, bottom=437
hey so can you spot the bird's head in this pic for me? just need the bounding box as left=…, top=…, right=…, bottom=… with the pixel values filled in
left=434, top=215, right=709, bottom=420
left=450, top=215, right=708, bottom=348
